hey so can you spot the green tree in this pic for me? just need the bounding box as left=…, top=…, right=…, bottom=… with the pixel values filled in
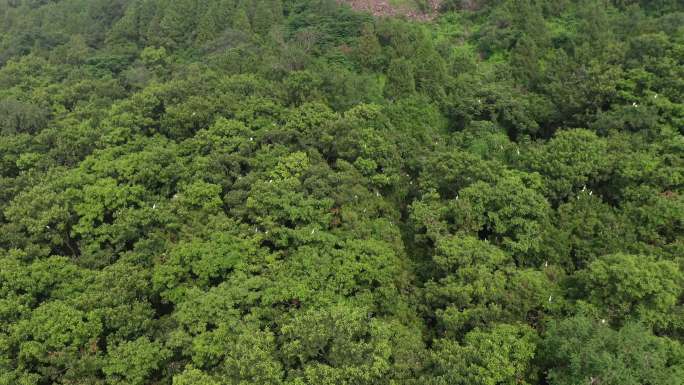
left=542, top=316, right=684, bottom=385
left=0, top=98, right=47, bottom=135
left=104, top=337, right=170, bottom=385
left=355, top=23, right=384, bottom=70
left=523, top=129, right=610, bottom=202
left=576, top=253, right=682, bottom=329
left=453, top=171, right=552, bottom=264
left=424, top=323, right=538, bottom=385
left=385, top=58, right=415, bottom=99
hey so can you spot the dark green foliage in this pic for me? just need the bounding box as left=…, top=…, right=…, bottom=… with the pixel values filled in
left=541, top=316, right=684, bottom=385
left=0, top=0, right=682, bottom=384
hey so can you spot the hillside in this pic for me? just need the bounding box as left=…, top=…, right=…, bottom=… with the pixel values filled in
left=0, top=0, right=683, bottom=384
left=339, top=0, right=442, bottom=20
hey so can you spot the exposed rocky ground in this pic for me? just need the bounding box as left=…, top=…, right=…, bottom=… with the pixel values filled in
left=339, top=0, right=442, bottom=21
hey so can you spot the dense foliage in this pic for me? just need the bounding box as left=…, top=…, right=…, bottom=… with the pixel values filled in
left=0, top=0, right=683, bottom=384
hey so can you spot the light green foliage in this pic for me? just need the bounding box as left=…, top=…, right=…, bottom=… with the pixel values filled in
left=423, top=236, right=510, bottom=333
left=173, top=367, right=221, bottom=385
left=577, top=253, right=683, bottom=329
left=279, top=304, right=423, bottom=385
left=104, top=337, right=170, bottom=385
left=425, top=323, right=538, bottom=385
left=153, top=233, right=254, bottom=302
left=523, top=129, right=610, bottom=202
left=0, top=0, right=682, bottom=384
left=422, top=236, right=557, bottom=336
left=454, top=171, right=551, bottom=264
left=11, top=301, right=102, bottom=383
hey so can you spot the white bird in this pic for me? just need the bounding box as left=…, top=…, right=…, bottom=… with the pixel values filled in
left=582, top=185, right=587, bottom=192
left=548, top=295, right=553, bottom=303
left=249, top=137, right=254, bottom=141
left=654, top=94, right=658, bottom=99
left=45, top=225, right=50, bottom=229
left=516, top=148, right=520, bottom=156
left=268, top=179, right=273, bottom=184
left=632, top=102, right=638, bottom=107
left=191, top=112, right=196, bottom=116
left=376, top=191, right=380, bottom=197
left=152, top=203, right=157, bottom=209
left=311, top=229, right=316, bottom=234
left=589, top=190, right=593, bottom=196
left=544, top=260, right=548, bottom=268
left=601, top=319, right=606, bottom=324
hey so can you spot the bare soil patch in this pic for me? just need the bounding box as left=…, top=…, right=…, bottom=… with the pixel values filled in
left=338, top=0, right=442, bottom=21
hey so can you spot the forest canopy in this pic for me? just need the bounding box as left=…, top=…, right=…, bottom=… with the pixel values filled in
left=0, top=0, right=683, bottom=384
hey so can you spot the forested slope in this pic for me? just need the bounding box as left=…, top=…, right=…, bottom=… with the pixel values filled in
left=0, top=0, right=683, bottom=384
